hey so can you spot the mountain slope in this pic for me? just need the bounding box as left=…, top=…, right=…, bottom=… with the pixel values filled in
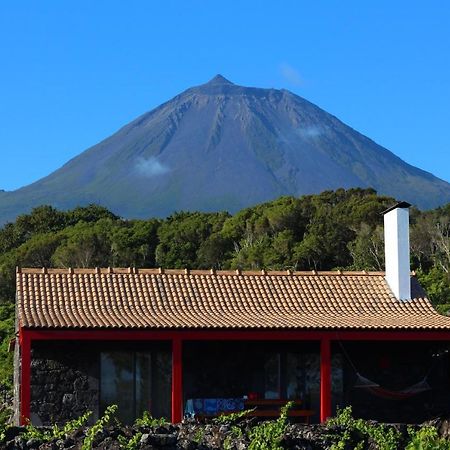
left=1, top=75, right=449, bottom=224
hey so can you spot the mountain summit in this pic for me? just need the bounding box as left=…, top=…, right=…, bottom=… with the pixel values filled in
left=0, top=76, right=449, bottom=223
left=206, top=74, right=234, bottom=85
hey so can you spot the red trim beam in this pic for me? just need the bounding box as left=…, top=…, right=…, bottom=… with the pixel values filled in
left=19, top=328, right=31, bottom=425
left=320, top=337, right=332, bottom=422
left=172, top=338, right=183, bottom=423
left=21, top=329, right=450, bottom=341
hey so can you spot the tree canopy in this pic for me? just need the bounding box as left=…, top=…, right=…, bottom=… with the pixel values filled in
left=0, top=189, right=448, bottom=388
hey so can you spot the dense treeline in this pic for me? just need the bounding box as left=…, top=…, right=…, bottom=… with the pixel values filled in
left=0, top=188, right=449, bottom=392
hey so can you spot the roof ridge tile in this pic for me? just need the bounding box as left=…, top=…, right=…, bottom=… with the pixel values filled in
left=18, top=267, right=387, bottom=277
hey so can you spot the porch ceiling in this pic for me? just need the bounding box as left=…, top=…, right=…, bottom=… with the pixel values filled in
left=16, top=267, right=450, bottom=330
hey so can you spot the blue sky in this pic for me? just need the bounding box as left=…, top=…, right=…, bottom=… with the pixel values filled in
left=0, top=1, right=449, bottom=191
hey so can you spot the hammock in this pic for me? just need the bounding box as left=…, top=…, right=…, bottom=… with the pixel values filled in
left=354, top=372, right=431, bottom=400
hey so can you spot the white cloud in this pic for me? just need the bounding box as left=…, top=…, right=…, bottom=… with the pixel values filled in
left=135, top=157, right=169, bottom=177
left=297, top=126, right=322, bottom=139
left=279, top=63, right=303, bottom=86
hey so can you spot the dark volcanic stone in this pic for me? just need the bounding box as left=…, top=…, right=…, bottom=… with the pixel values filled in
left=4, top=426, right=26, bottom=442
left=25, top=438, right=41, bottom=448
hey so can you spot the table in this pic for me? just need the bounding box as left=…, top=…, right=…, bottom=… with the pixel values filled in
left=186, top=398, right=315, bottom=423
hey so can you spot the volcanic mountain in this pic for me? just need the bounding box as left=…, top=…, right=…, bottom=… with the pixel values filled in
left=1, top=75, right=449, bottom=224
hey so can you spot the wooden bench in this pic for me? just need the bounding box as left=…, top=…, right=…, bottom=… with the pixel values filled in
left=244, top=399, right=314, bottom=423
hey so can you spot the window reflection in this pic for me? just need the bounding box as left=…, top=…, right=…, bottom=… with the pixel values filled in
left=135, top=352, right=152, bottom=417
left=101, top=352, right=134, bottom=423
left=264, top=353, right=281, bottom=399
left=100, top=349, right=171, bottom=423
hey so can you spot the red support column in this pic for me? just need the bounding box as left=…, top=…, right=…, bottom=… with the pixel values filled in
left=171, top=337, right=183, bottom=423
left=320, top=337, right=331, bottom=423
left=19, top=328, right=31, bottom=425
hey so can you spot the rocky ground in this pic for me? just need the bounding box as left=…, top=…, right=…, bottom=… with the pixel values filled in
left=0, top=420, right=323, bottom=450
left=2, top=415, right=450, bottom=450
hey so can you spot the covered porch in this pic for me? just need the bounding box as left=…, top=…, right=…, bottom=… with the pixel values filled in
left=19, top=329, right=450, bottom=425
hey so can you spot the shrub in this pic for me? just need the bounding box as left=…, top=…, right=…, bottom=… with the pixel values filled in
left=247, top=401, right=293, bottom=450
left=134, top=410, right=168, bottom=428
left=82, top=404, right=117, bottom=450
left=118, top=431, right=143, bottom=450
left=22, top=410, right=92, bottom=443
left=406, top=425, right=450, bottom=450
left=327, top=406, right=401, bottom=450
left=214, top=407, right=255, bottom=425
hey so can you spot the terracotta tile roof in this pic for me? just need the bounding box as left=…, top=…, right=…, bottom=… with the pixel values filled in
left=16, top=267, right=450, bottom=330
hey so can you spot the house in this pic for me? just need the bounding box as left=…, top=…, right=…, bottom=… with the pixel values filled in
left=14, top=203, right=450, bottom=425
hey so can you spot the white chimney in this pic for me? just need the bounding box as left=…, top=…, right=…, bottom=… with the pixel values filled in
left=383, top=201, right=411, bottom=301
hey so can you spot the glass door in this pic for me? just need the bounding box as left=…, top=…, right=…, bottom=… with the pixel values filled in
left=100, top=351, right=152, bottom=424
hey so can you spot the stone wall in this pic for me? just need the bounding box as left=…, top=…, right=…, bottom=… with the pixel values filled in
left=30, top=342, right=99, bottom=425
left=12, top=336, right=20, bottom=425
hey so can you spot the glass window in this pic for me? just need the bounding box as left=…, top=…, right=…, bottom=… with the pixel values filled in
left=264, top=353, right=281, bottom=399
left=286, top=352, right=320, bottom=409
left=101, top=352, right=135, bottom=423
left=100, top=349, right=171, bottom=423
left=135, top=352, right=152, bottom=417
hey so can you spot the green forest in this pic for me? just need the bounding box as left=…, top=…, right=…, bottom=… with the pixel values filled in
left=0, top=188, right=449, bottom=397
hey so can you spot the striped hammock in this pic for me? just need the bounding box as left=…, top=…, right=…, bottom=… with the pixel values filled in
left=353, top=372, right=431, bottom=400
